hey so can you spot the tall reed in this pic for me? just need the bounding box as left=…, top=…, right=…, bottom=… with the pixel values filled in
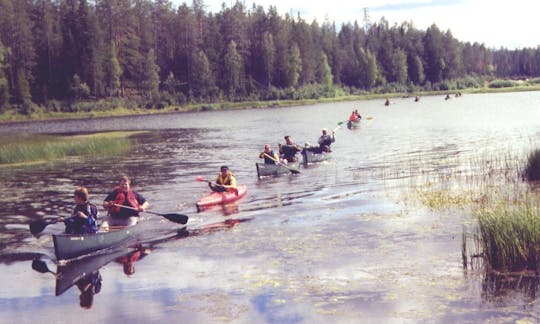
left=476, top=201, right=540, bottom=271
left=523, top=148, right=540, bottom=182
left=0, top=132, right=133, bottom=165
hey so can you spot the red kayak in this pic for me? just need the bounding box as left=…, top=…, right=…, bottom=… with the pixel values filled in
left=196, top=184, right=248, bottom=211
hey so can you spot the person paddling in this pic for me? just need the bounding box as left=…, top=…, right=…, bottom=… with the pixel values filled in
left=60, top=187, right=99, bottom=234
left=318, top=128, right=335, bottom=152
left=259, top=144, right=279, bottom=164
left=208, top=165, right=237, bottom=194
left=102, top=176, right=149, bottom=230
left=279, top=135, right=302, bottom=162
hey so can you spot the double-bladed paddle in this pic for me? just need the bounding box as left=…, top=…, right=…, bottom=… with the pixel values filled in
left=110, top=204, right=189, bottom=225
left=263, top=153, right=301, bottom=174
left=195, top=176, right=239, bottom=195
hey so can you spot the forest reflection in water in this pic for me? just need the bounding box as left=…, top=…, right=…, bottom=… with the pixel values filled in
left=1, top=92, right=540, bottom=322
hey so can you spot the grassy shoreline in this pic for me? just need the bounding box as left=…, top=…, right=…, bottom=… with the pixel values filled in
left=2, top=85, right=540, bottom=124
left=0, top=132, right=139, bottom=166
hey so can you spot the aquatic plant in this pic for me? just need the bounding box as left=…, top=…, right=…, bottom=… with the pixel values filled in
left=0, top=132, right=134, bottom=165
left=523, top=148, right=540, bottom=182
left=476, top=201, right=540, bottom=272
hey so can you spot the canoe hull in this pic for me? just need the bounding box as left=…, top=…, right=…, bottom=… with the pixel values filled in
left=196, top=184, right=248, bottom=211
left=53, top=224, right=139, bottom=261
left=256, top=161, right=300, bottom=178
left=55, top=247, right=129, bottom=296
left=301, top=149, right=332, bottom=165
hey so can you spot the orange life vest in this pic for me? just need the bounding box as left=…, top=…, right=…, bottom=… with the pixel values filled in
left=113, top=187, right=139, bottom=213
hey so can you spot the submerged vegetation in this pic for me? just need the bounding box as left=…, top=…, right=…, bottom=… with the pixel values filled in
left=0, top=132, right=135, bottom=165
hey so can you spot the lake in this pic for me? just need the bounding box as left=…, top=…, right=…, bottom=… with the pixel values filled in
left=1, top=92, right=540, bottom=323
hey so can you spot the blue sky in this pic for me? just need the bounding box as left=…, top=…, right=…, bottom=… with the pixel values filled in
left=169, top=0, right=540, bottom=49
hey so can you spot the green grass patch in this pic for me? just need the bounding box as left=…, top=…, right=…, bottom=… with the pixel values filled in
left=475, top=202, right=540, bottom=272
left=0, top=131, right=137, bottom=165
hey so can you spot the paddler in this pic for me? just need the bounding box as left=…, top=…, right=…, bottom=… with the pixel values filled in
left=208, top=165, right=237, bottom=194
left=102, top=175, right=149, bottom=230
left=259, top=144, right=279, bottom=164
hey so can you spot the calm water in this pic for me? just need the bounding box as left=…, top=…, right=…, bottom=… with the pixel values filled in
left=1, top=92, right=540, bottom=323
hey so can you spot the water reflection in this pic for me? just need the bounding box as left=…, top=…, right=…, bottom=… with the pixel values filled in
left=116, top=245, right=151, bottom=276
left=28, top=217, right=250, bottom=308
left=3, top=92, right=540, bottom=321
left=482, top=271, right=540, bottom=303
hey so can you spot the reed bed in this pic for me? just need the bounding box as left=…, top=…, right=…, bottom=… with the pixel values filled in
left=523, top=148, right=540, bottom=182
left=476, top=201, right=540, bottom=271
left=0, top=132, right=134, bottom=165
left=398, top=145, right=540, bottom=273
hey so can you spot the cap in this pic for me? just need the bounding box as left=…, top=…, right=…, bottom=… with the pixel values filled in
left=322, top=128, right=328, bottom=132
left=220, top=165, right=229, bottom=171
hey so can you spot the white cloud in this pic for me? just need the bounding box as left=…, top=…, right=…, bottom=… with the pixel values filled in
left=169, top=0, right=540, bottom=48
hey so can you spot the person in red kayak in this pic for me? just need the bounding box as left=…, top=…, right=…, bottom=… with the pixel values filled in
left=102, top=176, right=149, bottom=229
left=208, top=165, right=237, bottom=193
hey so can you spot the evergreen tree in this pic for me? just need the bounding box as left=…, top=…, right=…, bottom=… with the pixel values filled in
left=261, top=32, right=276, bottom=88
left=287, top=42, right=302, bottom=88
left=0, top=40, right=9, bottom=111
left=391, top=48, right=408, bottom=84
left=77, top=0, right=103, bottom=97
left=8, top=0, right=35, bottom=103
left=317, top=51, right=333, bottom=89
left=223, top=40, right=242, bottom=98
left=423, top=24, right=445, bottom=84
left=105, top=42, right=122, bottom=96
left=408, top=54, right=425, bottom=85
left=191, top=49, right=215, bottom=99
left=15, top=65, right=31, bottom=104
left=357, top=48, right=378, bottom=89
left=141, top=48, right=160, bottom=101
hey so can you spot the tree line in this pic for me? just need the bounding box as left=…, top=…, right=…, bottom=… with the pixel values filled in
left=0, top=0, right=539, bottom=114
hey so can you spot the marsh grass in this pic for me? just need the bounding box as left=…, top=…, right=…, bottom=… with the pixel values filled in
left=0, top=132, right=136, bottom=165
left=523, top=149, right=540, bottom=182
left=476, top=201, right=540, bottom=272
left=401, top=147, right=540, bottom=273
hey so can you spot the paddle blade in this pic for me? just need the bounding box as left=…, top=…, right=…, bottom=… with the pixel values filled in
left=289, top=169, right=301, bottom=174
left=162, top=213, right=189, bottom=225
left=31, top=259, right=52, bottom=274
left=29, top=220, right=49, bottom=235
left=196, top=176, right=208, bottom=182
left=337, top=121, right=344, bottom=126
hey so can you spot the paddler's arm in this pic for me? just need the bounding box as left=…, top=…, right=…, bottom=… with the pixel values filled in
left=138, top=201, right=149, bottom=212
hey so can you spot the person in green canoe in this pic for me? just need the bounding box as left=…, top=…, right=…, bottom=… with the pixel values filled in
left=259, top=144, right=280, bottom=164
left=59, top=187, right=99, bottom=234
left=279, top=135, right=302, bottom=163
left=102, top=176, right=149, bottom=229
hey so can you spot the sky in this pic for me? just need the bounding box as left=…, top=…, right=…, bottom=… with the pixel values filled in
left=170, top=0, right=540, bottom=49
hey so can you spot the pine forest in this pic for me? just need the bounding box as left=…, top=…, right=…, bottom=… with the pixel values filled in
left=0, top=0, right=539, bottom=115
